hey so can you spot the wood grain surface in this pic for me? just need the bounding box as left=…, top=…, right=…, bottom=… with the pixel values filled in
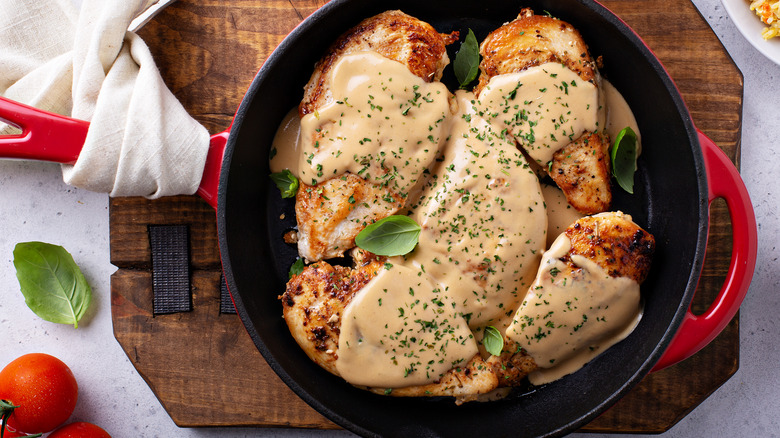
left=111, top=0, right=743, bottom=432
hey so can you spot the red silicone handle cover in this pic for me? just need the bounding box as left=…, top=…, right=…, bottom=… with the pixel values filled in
left=651, top=130, right=757, bottom=372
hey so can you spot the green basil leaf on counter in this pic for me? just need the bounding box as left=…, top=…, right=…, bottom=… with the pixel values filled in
left=355, top=215, right=421, bottom=256
left=610, top=126, right=638, bottom=194
left=454, top=29, right=480, bottom=89
left=483, top=326, right=504, bottom=356
left=289, top=258, right=305, bottom=278
left=13, top=242, right=92, bottom=329
left=270, top=169, right=299, bottom=198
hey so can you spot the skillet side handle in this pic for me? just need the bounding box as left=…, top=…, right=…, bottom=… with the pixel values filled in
left=0, top=96, right=87, bottom=164
left=651, top=130, right=757, bottom=372
left=196, top=130, right=229, bottom=210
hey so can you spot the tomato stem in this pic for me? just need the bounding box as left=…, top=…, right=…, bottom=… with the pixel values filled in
left=0, top=400, right=16, bottom=438
left=0, top=400, right=43, bottom=438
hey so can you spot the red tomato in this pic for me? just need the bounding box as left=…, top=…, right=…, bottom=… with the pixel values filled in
left=48, top=422, right=111, bottom=438
left=0, top=353, right=78, bottom=434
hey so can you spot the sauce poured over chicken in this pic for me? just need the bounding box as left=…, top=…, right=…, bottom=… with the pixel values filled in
left=477, top=8, right=614, bottom=214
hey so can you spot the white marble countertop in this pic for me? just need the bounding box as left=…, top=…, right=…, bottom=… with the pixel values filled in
left=1, top=0, right=777, bottom=436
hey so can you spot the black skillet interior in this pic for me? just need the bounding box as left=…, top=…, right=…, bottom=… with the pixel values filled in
left=218, top=0, right=708, bottom=436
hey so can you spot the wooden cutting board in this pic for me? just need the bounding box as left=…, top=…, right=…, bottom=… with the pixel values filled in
left=111, top=0, right=744, bottom=432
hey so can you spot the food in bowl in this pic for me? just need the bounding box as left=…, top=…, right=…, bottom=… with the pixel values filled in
left=749, top=0, right=780, bottom=39
left=270, top=8, right=655, bottom=403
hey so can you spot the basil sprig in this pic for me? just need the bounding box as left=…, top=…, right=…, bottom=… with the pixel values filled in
left=483, top=326, right=504, bottom=356
left=270, top=169, right=299, bottom=198
left=454, top=29, right=480, bottom=89
left=13, top=242, right=92, bottom=328
left=610, top=127, right=639, bottom=194
left=288, top=258, right=305, bottom=278
left=355, top=215, right=421, bottom=256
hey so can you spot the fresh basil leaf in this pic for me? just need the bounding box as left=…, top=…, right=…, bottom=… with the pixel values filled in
left=454, top=29, right=480, bottom=89
left=610, top=126, right=638, bottom=194
left=483, top=326, right=504, bottom=356
left=270, top=169, right=299, bottom=198
left=289, top=258, right=305, bottom=278
left=355, top=215, right=421, bottom=256
left=13, top=242, right=92, bottom=328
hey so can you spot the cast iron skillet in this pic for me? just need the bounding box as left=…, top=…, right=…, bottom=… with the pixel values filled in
left=216, top=1, right=755, bottom=436
left=0, top=0, right=757, bottom=436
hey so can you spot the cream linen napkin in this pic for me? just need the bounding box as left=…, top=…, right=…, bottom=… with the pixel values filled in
left=0, top=0, right=210, bottom=198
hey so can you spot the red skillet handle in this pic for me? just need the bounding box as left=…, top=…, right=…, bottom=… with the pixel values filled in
left=196, top=130, right=228, bottom=209
left=0, top=96, right=87, bottom=164
left=651, top=130, right=757, bottom=372
left=0, top=96, right=226, bottom=209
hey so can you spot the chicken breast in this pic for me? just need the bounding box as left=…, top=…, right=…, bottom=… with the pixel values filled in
left=504, top=211, right=655, bottom=382
left=295, top=174, right=405, bottom=262
left=475, top=8, right=598, bottom=96
left=294, top=10, right=457, bottom=262
left=281, top=249, right=528, bottom=403
left=300, top=10, right=457, bottom=117
left=476, top=9, right=612, bottom=214
left=486, top=338, right=539, bottom=387
left=563, top=211, right=655, bottom=283
left=366, top=354, right=499, bottom=404
left=549, top=132, right=612, bottom=215
left=280, top=249, right=385, bottom=375
left=282, top=211, right=655, bottom=399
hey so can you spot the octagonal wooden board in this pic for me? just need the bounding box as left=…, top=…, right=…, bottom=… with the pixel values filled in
left=110, top=0, right=743, bottom=432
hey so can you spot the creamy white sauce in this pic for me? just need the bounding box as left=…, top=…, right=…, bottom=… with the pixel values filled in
left=541, top=183, right=583, bottom=249
left=270, top=108, right=303, bottom=175
left=476, top=63, right=600, bottom=167
left=603, top=80, right=642, bottom=155
left=294, top=51, right=452, bottom=198
left=271, top=53, right=644, bottom=388
left=506, top=232, right=642, bottom=385
left=336, top=88, right=547, bottom=388
left=337, top=264, right=477, bottom=387
left=402, top=90, right=547, bottom=331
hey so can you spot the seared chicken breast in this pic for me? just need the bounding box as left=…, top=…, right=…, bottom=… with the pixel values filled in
left=476, top=9, right=612, bottom=214
left=499, top=211, right=655, bottom=383
left=549, top=132, right=612, bottom=215
left=367, top=354, right=499, bottom=404
left=563, top=211, right=655, bottom=283
left=281, top=249, right=497, bottom=402
left=475, top=8, right=598, bottom=96
left=294, top=10, right=456, bottom=262
left=281, top=248, right=528, bottom=403
left=281, top=212, right=653, bottom=400
left=295, top=174, right=405, bottom=262
left=300, top=10, right=457, bottom=117
left=280, top=249, right=385, bottom=375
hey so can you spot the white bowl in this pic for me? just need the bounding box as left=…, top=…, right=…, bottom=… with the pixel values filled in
left=722, top=0, right=780, bottom=65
